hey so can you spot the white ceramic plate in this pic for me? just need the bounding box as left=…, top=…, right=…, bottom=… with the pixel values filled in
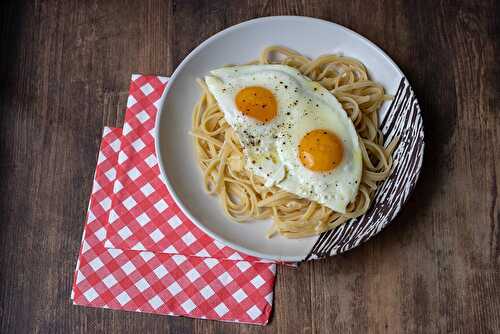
left=154, top=16, right=424, bottom=262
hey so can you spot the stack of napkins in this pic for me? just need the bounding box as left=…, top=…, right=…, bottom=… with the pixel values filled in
left=72, top=75, right=276, bottom=325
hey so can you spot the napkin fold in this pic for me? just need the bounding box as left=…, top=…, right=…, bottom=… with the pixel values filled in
left=72, top=75, right=277, bottom=325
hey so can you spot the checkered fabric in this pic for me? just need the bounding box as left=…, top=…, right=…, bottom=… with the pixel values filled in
left=103, top=75, right=261, bottom=261
left=72, top=127, right=276, bottom=324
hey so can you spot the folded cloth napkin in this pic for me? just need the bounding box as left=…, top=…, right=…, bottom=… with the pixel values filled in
left=103, top=75, right=264, bottom=262
left=72, top=75, right=277, bottom=325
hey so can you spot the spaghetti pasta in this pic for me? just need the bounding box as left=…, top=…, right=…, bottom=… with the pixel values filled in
left=190, top=46, right=398, bottom=238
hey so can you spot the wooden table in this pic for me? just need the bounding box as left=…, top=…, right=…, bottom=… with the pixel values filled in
left=1, top=1, right=498, bottom=333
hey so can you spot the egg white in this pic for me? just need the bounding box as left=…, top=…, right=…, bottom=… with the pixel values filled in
left=205, top=64, right=362, bottom=213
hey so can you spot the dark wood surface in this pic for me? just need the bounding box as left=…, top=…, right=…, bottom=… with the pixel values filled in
left=1, top=1, right=499, bottom=333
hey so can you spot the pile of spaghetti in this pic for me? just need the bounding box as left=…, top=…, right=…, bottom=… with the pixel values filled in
left=191, top=46, right=397, bottom=238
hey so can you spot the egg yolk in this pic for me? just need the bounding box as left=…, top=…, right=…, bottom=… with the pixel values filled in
left=235, top=86, right=277, bottom=123
left=299, top=130, right=344, bottom=172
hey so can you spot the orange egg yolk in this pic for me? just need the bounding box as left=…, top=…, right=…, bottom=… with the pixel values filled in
left=299, top=129, right=344, bottom=172
left=235, top=86, right=277, bottom=123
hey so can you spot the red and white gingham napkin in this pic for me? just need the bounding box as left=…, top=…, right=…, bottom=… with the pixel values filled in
left=103, top=75, right=262, bottom=261
left=72, top=75, right=277, bottom=325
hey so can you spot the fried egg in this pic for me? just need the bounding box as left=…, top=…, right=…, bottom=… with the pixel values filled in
left=205, top=64, right=362, bottom=213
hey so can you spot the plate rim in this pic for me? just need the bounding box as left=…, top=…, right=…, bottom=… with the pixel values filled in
left=154, top=15, right=423, bottom=261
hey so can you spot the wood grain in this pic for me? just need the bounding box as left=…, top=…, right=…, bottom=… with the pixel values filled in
left=0, top=0, right=498, bottom=333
